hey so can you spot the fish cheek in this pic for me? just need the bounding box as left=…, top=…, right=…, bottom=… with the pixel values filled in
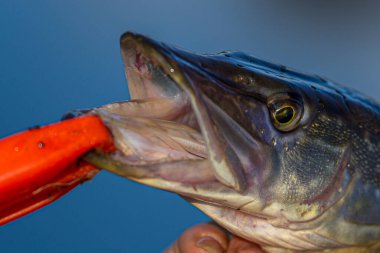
left=277, top=139, right=345, bottom=204
left=271, top=114, right=351, bottom=210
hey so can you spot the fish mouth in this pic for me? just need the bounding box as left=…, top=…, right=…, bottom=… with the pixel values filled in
left=82, top=33, right=219, bottom=194
left=98, top=33, right=206, bottom=165
left=84, top=32, right=264, bottom=207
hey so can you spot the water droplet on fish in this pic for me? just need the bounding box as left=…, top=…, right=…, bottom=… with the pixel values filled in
left=170, top=68, right=174, bottom=73
left=271, top=138, right=277, bottom=146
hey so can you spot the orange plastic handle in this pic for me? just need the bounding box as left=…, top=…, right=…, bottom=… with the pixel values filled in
left=0, top=115, right=114, bottom=225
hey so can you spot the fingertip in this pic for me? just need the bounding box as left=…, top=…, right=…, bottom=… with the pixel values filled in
left=227, top=236, right=263, bottom=253
left=172, top=223, right=229, bottom=253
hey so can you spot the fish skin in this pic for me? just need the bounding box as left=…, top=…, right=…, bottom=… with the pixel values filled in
left=84, top=32, right=380, bottom=252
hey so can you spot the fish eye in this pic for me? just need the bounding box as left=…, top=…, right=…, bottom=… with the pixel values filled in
left=268, top=95, right=303, bottom=132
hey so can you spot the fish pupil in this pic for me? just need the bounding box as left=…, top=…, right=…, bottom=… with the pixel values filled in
left=275, top=106, right=295, bottom=124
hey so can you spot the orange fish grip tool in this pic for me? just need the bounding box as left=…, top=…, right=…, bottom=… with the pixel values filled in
left=0, top=115, right=115, bottom=225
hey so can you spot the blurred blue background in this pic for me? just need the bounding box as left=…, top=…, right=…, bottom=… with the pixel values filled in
left=1, top=1, right=380, bottom=252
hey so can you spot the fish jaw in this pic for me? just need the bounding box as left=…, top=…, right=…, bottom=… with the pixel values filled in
left=117, top=32, right=255, bottom=192
left=84, top=32, right=271, bottom=212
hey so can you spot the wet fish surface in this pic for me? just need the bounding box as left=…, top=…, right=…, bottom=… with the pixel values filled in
left=83, top=32, right=380, bottom=252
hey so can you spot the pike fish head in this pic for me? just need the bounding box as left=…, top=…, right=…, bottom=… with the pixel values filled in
left=84, top=33, right=373, bottom=250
